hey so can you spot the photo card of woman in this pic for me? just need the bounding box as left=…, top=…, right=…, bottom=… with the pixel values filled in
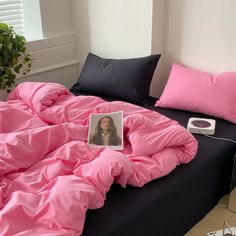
left=88, top=111, right=123, bottom=150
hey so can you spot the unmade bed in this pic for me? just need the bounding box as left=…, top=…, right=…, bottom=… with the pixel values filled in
left=0, top=81, right=235, bottom=235
left=0, top=82, right=197, bottom=235
left=71, top=91, right=236, bottom=236
left=1, top=53, right=236, bottom=235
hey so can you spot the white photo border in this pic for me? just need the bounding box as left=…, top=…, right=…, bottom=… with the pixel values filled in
left=88, top=111, right=123, bottom=150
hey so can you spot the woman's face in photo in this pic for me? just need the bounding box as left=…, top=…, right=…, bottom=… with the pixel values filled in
left=100, top=117, right=110, bottom=131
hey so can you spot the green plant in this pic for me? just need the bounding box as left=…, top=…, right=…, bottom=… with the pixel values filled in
left=0, top=22, right=32, bottom=92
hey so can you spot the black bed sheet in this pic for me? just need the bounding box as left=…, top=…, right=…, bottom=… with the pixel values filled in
left=72, top=92, right=236, bottom=236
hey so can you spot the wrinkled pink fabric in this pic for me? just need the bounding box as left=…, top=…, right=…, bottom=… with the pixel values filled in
left=0, top=82, right=198, bottom=235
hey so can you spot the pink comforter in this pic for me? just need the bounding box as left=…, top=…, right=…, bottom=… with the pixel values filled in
left=0, top=82, right=198, bottom=235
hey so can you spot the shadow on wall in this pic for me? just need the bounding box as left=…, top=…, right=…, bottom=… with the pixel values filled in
left=150, top=0, right=165, bottom=98
left=73, top=0, right=189, bottom=99
left=162, top=0, right=236, bottom=75
left=151, top=0, right=187, bottom=98
left=72, top=0, right=91, bottom=75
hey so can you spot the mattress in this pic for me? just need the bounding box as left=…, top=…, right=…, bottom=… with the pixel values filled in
left=70, top=92, right=236, bottom=236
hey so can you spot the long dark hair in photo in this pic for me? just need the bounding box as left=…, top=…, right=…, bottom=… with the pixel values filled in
left=90, top=116, right=122, bottom=146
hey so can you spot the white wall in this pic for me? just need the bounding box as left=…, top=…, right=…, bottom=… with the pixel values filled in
left=161, top=0, right=236, bottom=93
left=5, top=0, right=234, bottom=102
left=1, top=0, right=79, bottom=101
left=72, top=0, right=236, bottom=98
left=40, top=0, right=74, bottom=37
left=23, top=0, right=79, bottom=91
left=72, top=0, right=154, bottom=70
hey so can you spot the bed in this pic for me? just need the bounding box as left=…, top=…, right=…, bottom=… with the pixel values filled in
left=70, top=54, right=236, bottom=235
left=70, top=91, right=236, bottom=236
left=0, top=53, right=235, bottom=236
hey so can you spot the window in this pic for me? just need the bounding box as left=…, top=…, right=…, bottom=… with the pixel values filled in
left=0, top=0, right=43, bottom=41
left=0, top=0, right=24, bottom=34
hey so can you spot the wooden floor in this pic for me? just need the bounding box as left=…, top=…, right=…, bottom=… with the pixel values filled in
left=185, top=195, right=236, bottom=236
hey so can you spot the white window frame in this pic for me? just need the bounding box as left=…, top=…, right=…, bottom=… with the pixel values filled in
left=22, top=0, right=43, bottom=41
left=0, top=0, right=43, bottom=41
left=0, top=0, right=24, bottom=35
left=1, top=0, right=79, bottom=80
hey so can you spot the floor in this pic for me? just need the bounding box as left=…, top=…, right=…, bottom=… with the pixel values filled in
left=185, top=195, right=236, bottom=235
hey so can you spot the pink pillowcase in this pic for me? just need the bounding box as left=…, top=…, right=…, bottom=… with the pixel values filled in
left=156, top=63, right=236, bottom=124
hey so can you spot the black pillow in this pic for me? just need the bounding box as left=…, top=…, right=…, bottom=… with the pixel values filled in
left=71, top=53, right=161, bottom=103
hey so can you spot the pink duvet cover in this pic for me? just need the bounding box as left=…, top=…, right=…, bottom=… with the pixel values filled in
left=0, top=82, right=198, bottom=235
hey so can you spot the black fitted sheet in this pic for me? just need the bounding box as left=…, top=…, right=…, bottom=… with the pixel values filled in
left=72, top=92, right=236, bottom=236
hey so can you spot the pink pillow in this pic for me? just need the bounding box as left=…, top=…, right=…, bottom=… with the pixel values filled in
left=156, top=63, right=236, bottom=124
